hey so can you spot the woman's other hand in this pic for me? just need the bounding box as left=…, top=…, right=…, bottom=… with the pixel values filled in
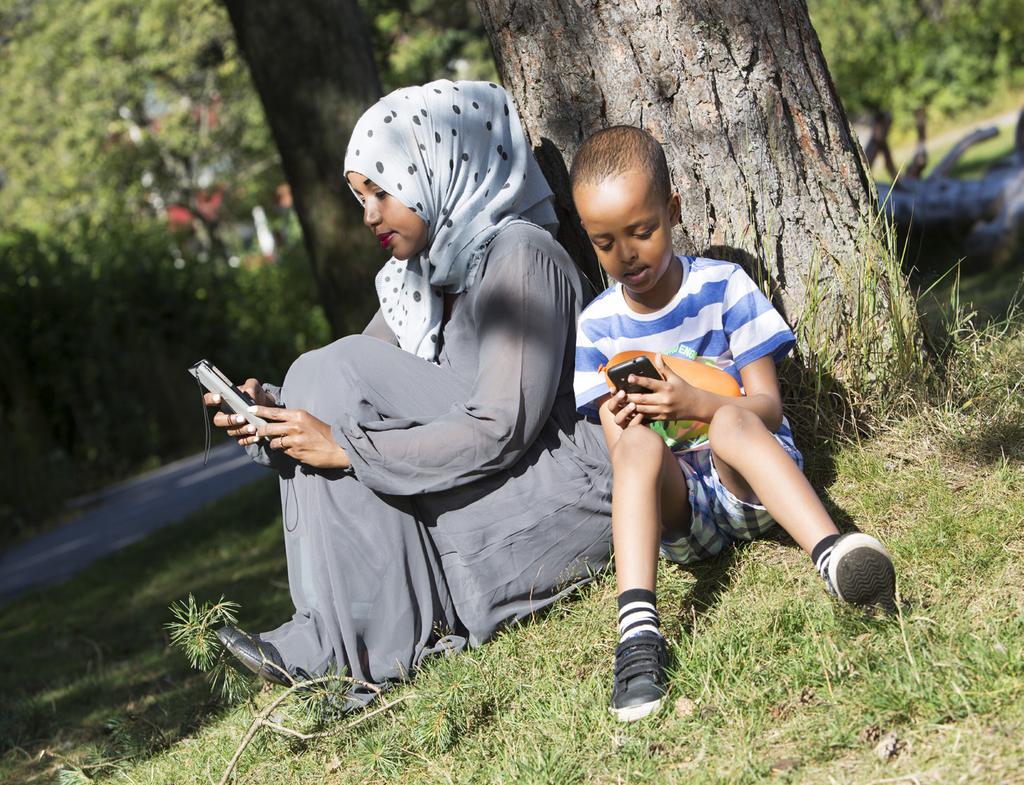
left=204, top=379, right=277, bottom=445
left=250, top=406, right=352, bottom=470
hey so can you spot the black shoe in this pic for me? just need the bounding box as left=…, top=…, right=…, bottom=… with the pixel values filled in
left=609, top=630, right=667, bottom=722
left=824, top=533, right=897, bottom=613
left=217, top=625, right=291, bottom=686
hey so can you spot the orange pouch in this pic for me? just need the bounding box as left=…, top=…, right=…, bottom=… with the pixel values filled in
left=599, top=350, right=741, bottom=398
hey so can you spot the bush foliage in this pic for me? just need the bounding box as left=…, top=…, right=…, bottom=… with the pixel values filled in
left=0, top=223, right=328, bottom=543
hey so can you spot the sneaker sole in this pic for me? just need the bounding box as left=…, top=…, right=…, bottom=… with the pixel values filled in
left=609, top=696, right=663, bottom=722
left=830, top=534, right=896, bottom=612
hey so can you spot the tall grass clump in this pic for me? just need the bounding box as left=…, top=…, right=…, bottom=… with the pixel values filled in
left=786, top=190, right=1024, bottom=469
left=783, top=210, right=932, bottom=443
left=915, top=274, right=1024, bottom=461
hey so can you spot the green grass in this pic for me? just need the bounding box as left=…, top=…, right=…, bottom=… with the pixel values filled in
left=871, top=98, right=1021, bottom=183
left=0, top=477, right=294, bottom=784
left=918, top=264, right=1024, bottom=335
left=4, top=327, right=1024, bottom=784
left=882, top=87, right=1024, bottom=157
left=929, top=123, right=1019, bottom=181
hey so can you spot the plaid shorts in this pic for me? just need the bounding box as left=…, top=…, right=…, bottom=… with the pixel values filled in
left=660, top=436, right=804, bottom=565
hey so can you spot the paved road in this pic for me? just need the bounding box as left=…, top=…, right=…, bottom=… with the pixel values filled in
left=0, top=443, right=267, bottom=605
left=855, top=107, right=1021, bottom=170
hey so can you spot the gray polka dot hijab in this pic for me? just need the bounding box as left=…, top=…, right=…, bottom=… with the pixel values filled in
left=344, top=79, right=558, bottom=361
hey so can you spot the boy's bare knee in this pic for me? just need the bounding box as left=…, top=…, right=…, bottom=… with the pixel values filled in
left=708, top=405, right=763, bottom=455
left=612, top=425, right=665, bottom=472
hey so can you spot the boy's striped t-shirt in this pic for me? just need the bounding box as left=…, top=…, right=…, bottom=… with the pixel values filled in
left=573, top=255, right=798, bottom=452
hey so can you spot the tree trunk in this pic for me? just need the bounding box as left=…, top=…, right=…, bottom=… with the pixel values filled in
left=476, top=0, right=919, bottom=392
left=222, top=0, right=382, bottom=337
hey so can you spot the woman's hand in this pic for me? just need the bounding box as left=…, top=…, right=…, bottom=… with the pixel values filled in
left=626, top=354, right=706, bottom=422
left=248, top=406, right=352, bottom=470
left=204, top=379, right=277, bottom=445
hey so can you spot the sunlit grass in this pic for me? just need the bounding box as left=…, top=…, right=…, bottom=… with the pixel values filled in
left=877, top=87, right=1024, bottom=164
left=938, top=124, right=1018, bottom=180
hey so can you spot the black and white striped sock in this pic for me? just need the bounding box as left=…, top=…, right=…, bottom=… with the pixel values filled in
left=812, top=533, right=841, bottom=586
left=617, top=588, right=661, bottom=643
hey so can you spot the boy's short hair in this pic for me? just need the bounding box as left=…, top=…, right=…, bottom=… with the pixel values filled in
left=570, top=126, right=671, bottom=203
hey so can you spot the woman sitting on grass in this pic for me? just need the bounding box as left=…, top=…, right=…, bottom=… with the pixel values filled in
left=204, top=80, right=614, bottom=706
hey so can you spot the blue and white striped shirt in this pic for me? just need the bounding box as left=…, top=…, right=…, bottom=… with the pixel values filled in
left=574, top=255, right=798, bottom=451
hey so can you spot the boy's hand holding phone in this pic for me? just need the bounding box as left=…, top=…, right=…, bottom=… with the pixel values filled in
left=606, top=388, right=645, bottom=429
left=623, top=353, right=706, bottom=423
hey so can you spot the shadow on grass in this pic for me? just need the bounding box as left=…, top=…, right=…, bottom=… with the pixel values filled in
left=672, top=551, right=737, bottom=637
left=657, top=427, right=863, bottom=645
left=0, top=475, right=293, bottom=781
left=948, top=418, right=1024, bottom=466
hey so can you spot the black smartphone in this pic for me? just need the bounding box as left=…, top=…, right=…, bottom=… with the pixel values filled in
left=606, top=356, right=663, bottom=394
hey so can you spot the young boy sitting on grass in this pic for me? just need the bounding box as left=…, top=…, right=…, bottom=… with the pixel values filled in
left=570, top=126, right=897, bottom=722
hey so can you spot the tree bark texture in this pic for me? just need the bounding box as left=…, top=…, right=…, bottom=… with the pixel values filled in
left=477, top=0, right=914, bottom=382
left=223, top=0, right=382, bottom=337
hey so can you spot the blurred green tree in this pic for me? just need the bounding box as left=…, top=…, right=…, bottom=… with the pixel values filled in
left=363, top=0, right=499, bottom=91
left=0, top=0, right=282, bottom=255
left=809, top=0, right=1024, bottom=127
left=0, top=0, right=499, bottom=334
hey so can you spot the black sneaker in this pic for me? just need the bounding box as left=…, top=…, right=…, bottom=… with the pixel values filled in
left=823, top=533, right=896, bottom=613
left=609, top=630, right=667, bottom=722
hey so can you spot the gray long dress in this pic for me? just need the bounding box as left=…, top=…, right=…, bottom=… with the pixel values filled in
left=247, top=222, right=613, bottom=698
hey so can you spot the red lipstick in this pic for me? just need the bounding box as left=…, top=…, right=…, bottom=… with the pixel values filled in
left=377, top=231, right=395, bottom=250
